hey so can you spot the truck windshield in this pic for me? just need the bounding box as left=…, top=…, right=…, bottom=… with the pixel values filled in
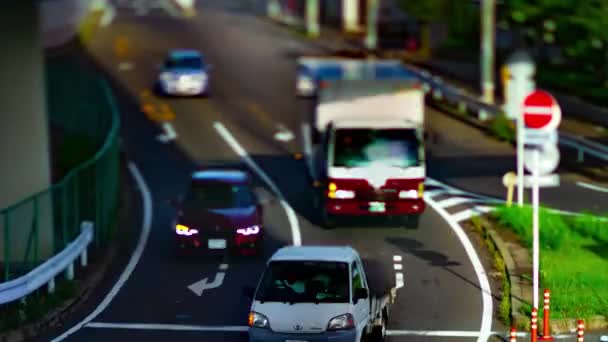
left=332, top=128, right=421, bottom=168
left=255, top=261, right=349, bottom=304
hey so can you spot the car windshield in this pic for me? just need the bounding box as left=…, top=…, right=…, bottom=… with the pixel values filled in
left=332, top=128, right=421, bottom=168
left=184, top=182, right=255, bottom=209
left=166, top=56, right=203, bottom=69
left=255, top=261, right=349, bottom=304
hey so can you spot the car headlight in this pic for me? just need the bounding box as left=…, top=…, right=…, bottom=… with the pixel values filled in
left=248, top=311, right=269, bottom=329
left=236, top=225, right=260, bottom=236
left=193, top=73, right=208, bottom=82
left=175, top=224, right=198, bottom=236
left=160, top=72, right=174, bottom=82
left=327, top=313, right=354, bottom=331
left=398, top=189, right=419, bottom=199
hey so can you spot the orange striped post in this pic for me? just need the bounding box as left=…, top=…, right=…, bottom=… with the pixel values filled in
left=577, top=320, right=584, bottom=342
left=539, top=289, right=553, bottom=340
left=510, top=327, right=517, bottom=342
left=531, top=308, right=538, bottom=342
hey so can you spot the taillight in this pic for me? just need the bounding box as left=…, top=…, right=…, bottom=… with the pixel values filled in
left=175, top=224, right=199, bottom=236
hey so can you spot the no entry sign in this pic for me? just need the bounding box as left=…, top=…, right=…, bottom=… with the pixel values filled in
left=523, top=90, right=562, bottom=131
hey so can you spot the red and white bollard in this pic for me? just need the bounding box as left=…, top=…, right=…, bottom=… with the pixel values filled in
left=540, top=289, right=554, bottom=340
left=577, top=320, right=585, bottom=342
left=531, top=308, right=538, bottom=342
left=510, top=327, right=517, bottom=342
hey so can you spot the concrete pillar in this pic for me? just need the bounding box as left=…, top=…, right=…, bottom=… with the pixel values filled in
left=342, top=0, right=360, bottom=33
left=0, top=0, right=54, bottom=271
left=305, top=0, right=320, bottom=37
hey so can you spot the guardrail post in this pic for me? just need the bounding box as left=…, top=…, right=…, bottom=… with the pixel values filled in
left=432, top=88, right=443, bottom=100
left=458, top=102, right=467, bottom=114
left=478, top=109, right=489, bottom=121
left=510, top=327, right=517, bottom=342
left=48, top=277, right=55, bottom=294
left=66, top=261, right=74, bottom=281
left=422, top=83, right=431, bottom=94
left=577, top=149, right=584, bottom=163
left=80, top=222, right=90, bottom=267
left=577, top=320, right=584, bottom=341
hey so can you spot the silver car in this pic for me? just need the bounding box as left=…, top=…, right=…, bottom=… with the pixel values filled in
left=155, top=49, right=211, bottom=97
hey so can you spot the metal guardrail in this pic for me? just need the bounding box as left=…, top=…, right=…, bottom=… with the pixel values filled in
left=400, top=64, right=608, bottom=163
left=0, top=222, right=94, bottom=305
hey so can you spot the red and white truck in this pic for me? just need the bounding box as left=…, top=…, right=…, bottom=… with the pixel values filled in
left=308, top=78, right=426, bottom=228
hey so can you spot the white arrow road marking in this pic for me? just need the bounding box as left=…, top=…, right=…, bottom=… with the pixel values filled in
left=188, top=264, right=229, bottom=296
left=273, top=124, right=294, bottom=142
left=576, top=181, right=608, bottom=193
left=156, top=122, right=177, bottom=143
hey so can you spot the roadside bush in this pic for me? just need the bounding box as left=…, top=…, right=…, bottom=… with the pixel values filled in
left=568, top=212, right=608, bottom=243
left=489, top=113, right=515, bottom=144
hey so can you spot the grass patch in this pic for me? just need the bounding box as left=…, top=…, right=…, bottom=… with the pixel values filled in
left=493, top=205, right=608, bottom=319
left=0, top=280, right=76, bottom=333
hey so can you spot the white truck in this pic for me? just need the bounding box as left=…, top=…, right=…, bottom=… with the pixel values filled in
left=308, top=78, right=427, bottom=228
left=243, top=246, right=396, bottom=342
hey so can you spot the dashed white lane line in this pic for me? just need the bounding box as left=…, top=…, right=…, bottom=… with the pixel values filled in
left=436, top=196, right=477, bottom=209
left=213, top=121, right=302, bottom=246
left=392, top=255, right=402, bottom=262
left=423, top=194, right=493, bottom=342
left=576, top=181, right=608, bottom=193
left=393, top=255, right=404, bottom=289
left=51, top=162, right=153, bottom=341
left=450, top=206, right=494, bottom=223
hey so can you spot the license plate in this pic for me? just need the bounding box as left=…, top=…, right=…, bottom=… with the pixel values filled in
left=369, top=201, right=386, bottom=212
left=208, top=239, right=226, bottom=249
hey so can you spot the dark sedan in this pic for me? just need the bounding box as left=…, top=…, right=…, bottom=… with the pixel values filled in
left=170, top=169, right=264, bottom=257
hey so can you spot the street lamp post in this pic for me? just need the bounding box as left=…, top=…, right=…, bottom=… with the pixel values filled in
left=481, top=0, right=496, bottom=106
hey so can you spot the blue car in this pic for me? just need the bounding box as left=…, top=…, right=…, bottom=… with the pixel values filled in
left=155, top=49, right=211, bottom=97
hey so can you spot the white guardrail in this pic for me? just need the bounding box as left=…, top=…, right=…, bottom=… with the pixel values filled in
left=0, top=221, right=94, bottom=305
left=401, top=64, right=608, bottom=163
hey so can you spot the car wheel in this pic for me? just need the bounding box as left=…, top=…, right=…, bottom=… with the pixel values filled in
left=320, top=208, right=336, bottom=229
left=401, top=215, right=420, bottom=229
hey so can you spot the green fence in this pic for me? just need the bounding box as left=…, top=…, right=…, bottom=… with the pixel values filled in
left=0, top=78, right=121, bottom=282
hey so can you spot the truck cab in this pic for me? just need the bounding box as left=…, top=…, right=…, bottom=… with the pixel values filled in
left=310, top=78, right=426, bottom=228
left=244, top=246, right=392, bottom=342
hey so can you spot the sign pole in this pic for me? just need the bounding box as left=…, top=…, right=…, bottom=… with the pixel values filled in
left=532, top=149, right=540, bottom=310
left=517, top=112, right=525, bottom=206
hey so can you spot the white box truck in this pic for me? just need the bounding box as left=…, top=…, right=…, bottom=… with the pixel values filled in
left=307, top=78, right=426, bottom=228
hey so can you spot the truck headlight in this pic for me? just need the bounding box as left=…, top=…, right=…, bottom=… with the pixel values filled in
left=327, top=313, right=354, bottom=331
left=248, top=311, right=269, bottom=329
left=175, top=224, right=198, bottom=236
left=237, top=225, right=260, bottom=236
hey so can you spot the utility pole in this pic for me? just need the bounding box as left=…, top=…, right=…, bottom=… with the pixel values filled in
left=480, top=0, right=496, bottom=105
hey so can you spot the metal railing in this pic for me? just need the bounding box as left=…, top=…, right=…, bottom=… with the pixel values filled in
left=0, top=222, right=94, bottom=305
left=399, top=64, right=608, bottom=163
left=0, top=78, right=121, bottom=285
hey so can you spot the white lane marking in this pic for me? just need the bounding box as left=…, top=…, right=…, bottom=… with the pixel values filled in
left=395, top=272, right=404, bottom=289
left=187, top=271, right=226, bottom=296
left=576, top=181, right=608, bottom=193
left=118, top=62, right=134, bottom=71
left=424, top=189, right=447, bottom=198
left=51, top=162, right=153, bottom=341
left=426, top=177, right=503, bottom=203
left=213, top=121, right=302, bottom=246
left=156, top=122, right=177, bottom=143
left=393, top=264, right=402, bottom=270
left=86, top=322, right=248, bottom=332
left=392, top=255, right=402, bottom=262
left=100, top=4, right=116, bottom=26
left=301, top=122, right=314, bottom=180
left=451, top=206, right=494, bottom=223
left=424, top=194, right=493, bottom=342
left=219, top=263, right=228, bottom=271
left=436, top=196, right=477, bottom=209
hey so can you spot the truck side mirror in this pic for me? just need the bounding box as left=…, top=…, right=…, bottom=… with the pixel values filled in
left=243, top=286, right=255, bottom=299
left=354, top=288, right=368, bottom=303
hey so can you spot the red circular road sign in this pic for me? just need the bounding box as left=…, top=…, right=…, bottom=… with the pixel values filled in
left=522, top=90, right=562, bottom=131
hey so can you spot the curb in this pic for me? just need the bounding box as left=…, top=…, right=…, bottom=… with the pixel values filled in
left=472, top=216, right=608, bottom=333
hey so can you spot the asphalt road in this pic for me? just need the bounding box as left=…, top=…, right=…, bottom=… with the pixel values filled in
left=36, top=0, right=606, bottom=341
